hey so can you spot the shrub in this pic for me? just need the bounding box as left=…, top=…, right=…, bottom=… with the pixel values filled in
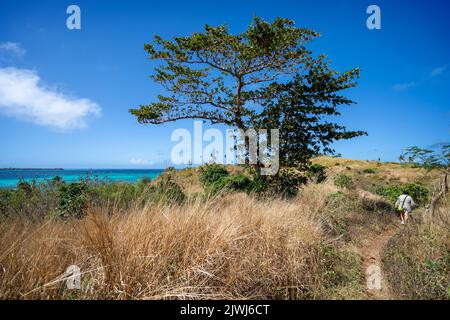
left=199, top=164, right=229, bottom=186
left=205, top=173, right=255, bottom=196
left=57, top=181, right=89, bottom=218
left=375, top=183, right=429, bottom=206
left=1, top=177, right=162, bottom=219
left=89, top=182, right=144, bottom=208
left=199, top=164, right=270, bottom=196
left=362, top=168, right=377, bottom=174
left=333, top=173, right=353, bottom=189
left=17, top=180, right=34, bottom=195
left=225, top=173, right=253, bottom=192
left=328, top=191, right=346, bottom=201
left=266, top=168, right=307, bottom=197
left=0, top=190, right=12, bottom=218
left=154, top=176, right=185, bottom=205
left=250, top=175, right=269, bottom=194
left=138, top=176, right=152, bottom=186
left=0, top=179, right=61, bottom=220
left=306, top=163, right=327, bottom=183
left=202, top=177, right=227, bottom=195
left=51, top=176, right=64, bottom=185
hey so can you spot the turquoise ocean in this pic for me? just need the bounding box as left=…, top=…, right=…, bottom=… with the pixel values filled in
left=0, top=169, right=164, bottom=188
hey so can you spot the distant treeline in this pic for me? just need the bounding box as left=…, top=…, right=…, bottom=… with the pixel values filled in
left=0, top=168, right=64, bottom=171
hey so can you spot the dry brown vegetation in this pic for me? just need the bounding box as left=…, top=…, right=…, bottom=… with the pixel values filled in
left=383, top=194, right=450, bottom=300
left=0, top=157, right=447, bottom=300
left=0, top=185, right=364, bottom=300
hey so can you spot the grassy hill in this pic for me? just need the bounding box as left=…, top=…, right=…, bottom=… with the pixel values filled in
left=0, top=157, right=448, bottom=299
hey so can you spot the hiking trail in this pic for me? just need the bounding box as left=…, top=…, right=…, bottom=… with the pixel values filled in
left=361, top=226, right=397, bottom=300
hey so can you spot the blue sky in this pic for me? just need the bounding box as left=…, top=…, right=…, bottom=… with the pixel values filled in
left=0, top=0, right=449, bottom=168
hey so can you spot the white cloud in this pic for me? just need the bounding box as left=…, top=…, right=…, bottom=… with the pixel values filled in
left=0, top=67, right=101, bottom=130
left=0, top=42, right=26, bottom=58
left=130, top=158, right=151, bottom=165
left=393, top=82, right=416, bottom=91
left=430, top=66, right=446, bottom=77
left=394, top=66, right=447, bottom=92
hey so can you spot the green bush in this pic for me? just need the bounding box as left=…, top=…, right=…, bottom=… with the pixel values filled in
left=225, top=173, right=253, bottom=192
left=57, top=181, right=89, bottom=218
left=17, top=179, right=34, bottom=195
left=0, top=176, right=164, bottom=219
left=333, top=173, right=353, bottom=189
left=266, top=168, right=307, bottom=198
left=328, top=191, right=346, bottom=201
left=306, top=163, right=327, bottom=183
left=204, top=178, right=228, bottom=195
left=199, top=164, right=271, bottom=196
left=154, top=176, right=185, bottom=205
left=137, top=176, right=152, bottom=186
left=88, top=182, right=145, bottom=208
left=0, top=189, right=12, bottom=218
left=205, top=173, right=255, bottom=196
left=199, top=164, right=229, bottom=186
left=376, top=183, right=429, bottom=206
left=0, top=179, right=61, bottom=220
left=250, top=175, right=269, bottom=194
left=362, top=168, right=377, bottom=174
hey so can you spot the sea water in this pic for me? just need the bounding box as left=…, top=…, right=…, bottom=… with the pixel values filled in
left=0, top=169, right=164, bottom=188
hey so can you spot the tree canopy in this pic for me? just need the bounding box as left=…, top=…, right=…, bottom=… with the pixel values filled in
left=130, top=17, right=366, bottom=171
left=400, top=144, right=450, bottom=172
left=130, top=17, right=320, bottom=129
left=256, top=55, right=366, bottom=168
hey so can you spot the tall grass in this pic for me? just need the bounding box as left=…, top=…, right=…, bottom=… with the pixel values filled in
left=382, top=194, right=450, bottom=300
left=0, top=189, right=362, bottom=300
left=5, top=160, right=440, bottom=300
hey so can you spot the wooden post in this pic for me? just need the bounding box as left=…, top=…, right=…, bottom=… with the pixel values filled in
left=424, top=173, right=449, bottom=223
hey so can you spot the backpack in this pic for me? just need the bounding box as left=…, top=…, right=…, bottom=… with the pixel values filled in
left=395, top=195, right=409, bottom=213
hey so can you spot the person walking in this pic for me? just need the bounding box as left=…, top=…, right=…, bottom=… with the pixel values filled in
left=395, top=191, right=416, bottom=225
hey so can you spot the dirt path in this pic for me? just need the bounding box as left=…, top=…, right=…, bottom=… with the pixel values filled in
left=361, top=226, right=397, bottom=300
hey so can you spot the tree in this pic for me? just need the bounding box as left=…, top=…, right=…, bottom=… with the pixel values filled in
left=400, top=144, right=449, bottom=193
left=130, top=17, right=365, bottom=172
left=256, top=56, right=366, bottom=169
left=399, top=144, right=449, bottom=173
left=130, top=17, right=318, bottom=130
left=400, top=144, right=450, bottom=221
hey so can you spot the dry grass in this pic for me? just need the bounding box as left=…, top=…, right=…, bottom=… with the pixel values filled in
left=157, top=165, right=246, bottom=196
left=382, top=194, right=450, bottom=300
left=2, top=158, right=442, bottom=300
left=1, top=191, right=354, bottom=300
left=313, top=156, right=440, bottom=184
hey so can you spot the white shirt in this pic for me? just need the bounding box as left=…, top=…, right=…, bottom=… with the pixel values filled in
left=395, top=194, right=416, bottom=213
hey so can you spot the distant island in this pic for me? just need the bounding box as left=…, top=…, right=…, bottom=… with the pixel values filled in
left=0, top=168, right=64, bottom=171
